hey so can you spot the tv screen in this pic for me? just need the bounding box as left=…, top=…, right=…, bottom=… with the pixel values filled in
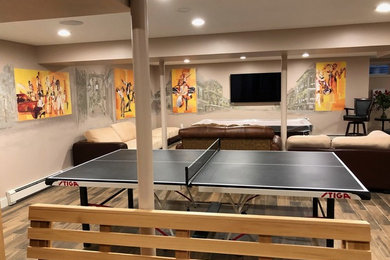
left=230, top=72, right=281, bottom=103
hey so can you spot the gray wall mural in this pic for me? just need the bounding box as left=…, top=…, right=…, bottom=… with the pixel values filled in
left=0, top=64, right=17, bottom=128
left=75, top=68, right=88, bottom=123
left=87, top=73, right=107, bottom=116
left=151, top=89, right=161, bottom=114
left=287, top=64, right=316, bottom=111
left=75, top=67, right=114, bottom=123
left=197, top=79, right=230, bottom=113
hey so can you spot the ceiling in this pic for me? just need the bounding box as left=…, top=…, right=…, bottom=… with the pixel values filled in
left=0, top=0, right=390, bottom=46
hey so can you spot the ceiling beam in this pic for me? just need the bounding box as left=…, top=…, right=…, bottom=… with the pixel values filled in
left=0, top=0, right=130, bottom=23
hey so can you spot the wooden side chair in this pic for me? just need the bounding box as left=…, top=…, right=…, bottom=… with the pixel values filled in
left=343, top=98, right=372, bottom=136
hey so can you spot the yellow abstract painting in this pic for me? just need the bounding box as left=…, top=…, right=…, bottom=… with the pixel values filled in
left=14, top=68, right=72, bottom=121
left=172, top=68, right=197, bottom=113
left=114, top=68, right=135, bottom=119
left=315, top=62, right=346, bottom=111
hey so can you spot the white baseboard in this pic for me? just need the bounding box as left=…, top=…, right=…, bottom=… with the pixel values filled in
left=2, top=169, right=69, bottom=207
left=6, top=178, right=49, bottom=206
left=0, top=197, right=8, bottom=209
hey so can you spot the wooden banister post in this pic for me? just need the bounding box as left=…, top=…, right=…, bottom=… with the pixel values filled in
left=99, top=225, right=112, bottom=252
left=30, top=220, right=52, bottom=260
left=0, top=208, right=5, bottom=260
left=344, top=240, right=370, bottom=251
left=175, top=230, right=190, bottom=259
left=259, top=235, right=272, bottom=260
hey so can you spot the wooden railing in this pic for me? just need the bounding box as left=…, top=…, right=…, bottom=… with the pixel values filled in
left=27, top=203, right=371, bottom=260
left=0, top=208, right=5, bottom=260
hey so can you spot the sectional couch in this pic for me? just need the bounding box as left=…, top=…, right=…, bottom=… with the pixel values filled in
left=72, top=121, right=180, bottom=165
left=176, top=125, right=282, bottom=150
left=286, top=130, right=390, bottom=192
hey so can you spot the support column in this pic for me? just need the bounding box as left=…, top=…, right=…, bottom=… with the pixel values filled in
left=130, top=0, right=155, bottom=255
left=280, top=53, right=288, bottom=150
left=159, top=60, right=168, bottom=150
left=131, top=0, right=154, bottom=210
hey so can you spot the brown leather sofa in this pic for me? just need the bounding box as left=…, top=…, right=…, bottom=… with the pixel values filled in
left=176, top=125, right=282, bottom=150
left=72, top=135, right=181, bottom=166
left=72, top=141, right=128, bottom=166
left=286, top=132, right=390, bottom=192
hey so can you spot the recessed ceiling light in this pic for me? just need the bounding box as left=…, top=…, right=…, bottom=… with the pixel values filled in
left=302, top=52, right=310, bottom=58
left=177, top=7, right=191, bottom=13
left=184, top=59, right=190, bottom=63
left=376, top=3, right=390, bottom=12
left=58, top=29, right=71, bottom=37
left=240, top=56, right=247, bottom=60
left=59, top=20, right=83, bottom=26
left=192, top=18, right=205, bottom=27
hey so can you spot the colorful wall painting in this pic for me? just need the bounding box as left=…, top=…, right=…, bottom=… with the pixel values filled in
left=171, top=68, right=197, bottom=113
left=315, top=61, right=346, bottom=111
left=14, top=68, right=71, bottom=121
left=114, top=68, right=135, bottom=119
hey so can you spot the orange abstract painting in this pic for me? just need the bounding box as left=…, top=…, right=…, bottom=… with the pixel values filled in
left=315, top=62, right=346, bottom=111
left=14, top=68, right=72, bottom=121
left=172, top=68, right=197, bottom=113
left=114, top=68, right=135, bottom=119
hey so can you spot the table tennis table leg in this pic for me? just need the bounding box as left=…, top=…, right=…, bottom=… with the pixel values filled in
left=313, top=198, right=335, bottom=247
left=128, top=189, right=134, bottom=208
left=79, top=187, right=90, bottom=230
left=79, top=187, right=91, bottom=248
left=312, top=198, right=319, bottom=217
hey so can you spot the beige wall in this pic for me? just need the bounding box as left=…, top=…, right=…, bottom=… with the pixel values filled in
left=165, top=57, right=370, bottom=135
left=0, top=41, right=145, bottom=200
left=0, top=40, right=76, bottom=198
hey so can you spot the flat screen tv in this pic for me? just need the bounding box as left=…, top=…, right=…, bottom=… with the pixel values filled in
left=230, top=72, right=281, bottom=103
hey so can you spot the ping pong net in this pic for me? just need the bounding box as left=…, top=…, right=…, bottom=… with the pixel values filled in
left=185, top=139, right=220, bottom=186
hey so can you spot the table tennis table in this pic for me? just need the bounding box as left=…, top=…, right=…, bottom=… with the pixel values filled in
left=47, top=138, right=370, bottom=213
left=46, top=139, right=370, bottom=247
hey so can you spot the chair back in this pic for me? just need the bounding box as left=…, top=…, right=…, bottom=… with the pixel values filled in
left=354, top=98, right=372, bottom=119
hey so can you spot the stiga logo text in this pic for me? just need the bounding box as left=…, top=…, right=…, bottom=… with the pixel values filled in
left=321, top=192, right=351, bottom=199
left=58, top=181, right=79, bottom=187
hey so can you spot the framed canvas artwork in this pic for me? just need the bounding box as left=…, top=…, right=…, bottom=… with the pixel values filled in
left=114, top=68, right=135, bottom=119
left=315, top=62, right=346, bottom=111
left=172, top=68, right=197, bottom=113
left=14, top=68, right=72, bottom=121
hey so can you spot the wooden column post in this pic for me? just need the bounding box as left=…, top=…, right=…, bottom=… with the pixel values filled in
left=0, top=208, right=5, bottom=260
left=130, top=0, right=155, bottom=211
left=258, top=235, right=272, bottom=260
left=280, top=52, right=288, bottom=150
left=344, top=240, right=370, bottom=251
left=175, top=230, right=190, bottom=259
left=30, top=220, right=52, bottom=260
left=99, top=225, right=112, bottom=252
left=130, top=0, right=155, bottom=255
left=159, top=59, right=168, bottom=150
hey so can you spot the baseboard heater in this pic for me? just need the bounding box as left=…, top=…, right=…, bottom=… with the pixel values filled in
left=6, top=177, right=49, bottom=205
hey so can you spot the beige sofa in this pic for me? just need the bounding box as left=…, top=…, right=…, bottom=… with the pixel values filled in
left=286, top=130, right=390, bottom=191
left=287, top=130, right=390, bottom=150
left=72, top=121, right=180, bottom=166
left=84, top=121, right=179, bottom=149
